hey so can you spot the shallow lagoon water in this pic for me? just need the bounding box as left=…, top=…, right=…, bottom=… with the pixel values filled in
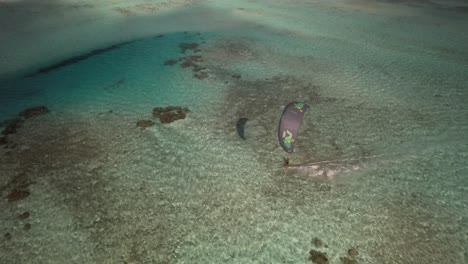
left=0, top=1, right=467, bottom=263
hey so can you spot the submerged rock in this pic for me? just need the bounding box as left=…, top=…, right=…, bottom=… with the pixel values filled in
left=19, top=106, right=49, bottom=119
left=153, top=106, right=189, bottom=124
left=309, top=249, right=329, bottom=264
left=0, top=137, right=7, bottom=145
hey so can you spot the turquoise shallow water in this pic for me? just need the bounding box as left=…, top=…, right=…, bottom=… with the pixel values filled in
left=0, top=1, right=467, bottom=263
left=0, top=32, right=220, bottom=119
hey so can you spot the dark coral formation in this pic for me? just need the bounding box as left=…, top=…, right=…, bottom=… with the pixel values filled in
left=164, top=52, right=209, bottom=80
left=309, top=249, right=329, bottom=264
left=1, top=118, right=23, bottom=136
left=136, top=120, right=155, bottom=128
left=1, top=106, right=49, bottom=150
left=309, top=238, right=330, bottom=263
left=153, top=106, right=189, bottom=124
left=181, top=58, right=196, bottom=68
left=18, top=212, right=30, bottom=220
left=164, top=56, right=203, bottom=68
left=340, top=247, right=359, bottom=264
left=180, top=56, right=207, bottom=79
left=164, top=39, right=208, bottom=79
left=1, top=106, right=49, bottom=137
left=7, top=188, right=30, bottom=203
left=348, top=248, right=358, bottom=258
left=179, top=42, right=199, bottom=53
left=312, top=237, right=324, bottom=248
left=5, top=172, right=33, bottom=203
left=194, top=72, right=208, bottom=80
left=19, top=106, right=49, bottom=119
left=193, top=64, right=206, bottom=72
left=182, top=55, right=201, bottom=66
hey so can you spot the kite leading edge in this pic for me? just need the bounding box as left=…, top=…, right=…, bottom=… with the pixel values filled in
left=278, top=102, right=309, bottom=153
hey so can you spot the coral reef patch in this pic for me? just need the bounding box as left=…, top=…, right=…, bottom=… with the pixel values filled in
left=19, top=106, right=49, bottom=119
left=153, top=106, right=189, bottom=124
left=309, top=249, right=329, bottom=264
left=164, top=40, right=209, bottom=80
left=1, top=106, right=49, bottom=148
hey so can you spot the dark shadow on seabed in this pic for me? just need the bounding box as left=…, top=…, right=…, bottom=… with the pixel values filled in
left=25, top=40, right=137, bottom=77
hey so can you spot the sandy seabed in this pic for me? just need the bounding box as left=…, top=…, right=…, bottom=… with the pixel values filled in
left=0, top=0, right=467, bottom=263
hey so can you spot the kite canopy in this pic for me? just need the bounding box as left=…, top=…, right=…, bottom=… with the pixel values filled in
left=278, top=102, right=309, bottom=153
